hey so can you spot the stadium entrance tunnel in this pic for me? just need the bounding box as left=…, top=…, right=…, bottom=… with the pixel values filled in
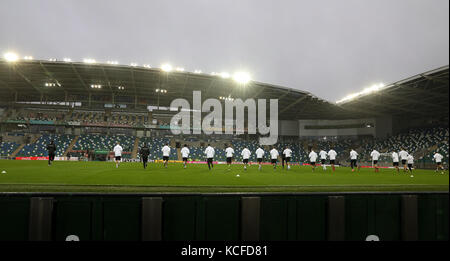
left=0, top=192, right=447, bottom=241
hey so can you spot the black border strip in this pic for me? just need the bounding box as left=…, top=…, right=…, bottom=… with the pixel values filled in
left=0, top=191, right=448, bottom=197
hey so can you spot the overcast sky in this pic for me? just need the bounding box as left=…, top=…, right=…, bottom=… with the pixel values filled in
left=0, top=0, right=448, bottom=101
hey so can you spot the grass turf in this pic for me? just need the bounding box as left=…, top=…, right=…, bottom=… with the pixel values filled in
left=0, top=160, right=448, bottom=193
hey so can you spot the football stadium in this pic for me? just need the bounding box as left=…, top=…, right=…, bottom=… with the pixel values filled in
left=0, top=59, right=448, bottom=193
left=0, top=57, right=448, bottom=241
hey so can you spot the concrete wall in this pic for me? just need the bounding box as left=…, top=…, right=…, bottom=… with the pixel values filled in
left=391, top=116, right=441, bottom=135
left=279, top=120, right=299, bottom=136
left=74, top=128, right=81, bottom=136
left=375, top=116, right=393, bottom=139
left=136, top=130, right=144, bottom=138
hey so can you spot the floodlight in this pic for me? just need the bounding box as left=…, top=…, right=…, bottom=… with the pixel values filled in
left=161, top=64, right=173, bottom=72
left=336, top=93, right=358, bottom=104
left=4, top=52, right=19, bottom=62
left=232, top=72, right=251, bottom=84
left=220, top=72, right=230, bottom=78
left=83, top=58, right=96, bottom=64
left=336, top=82, right=385, bottom=103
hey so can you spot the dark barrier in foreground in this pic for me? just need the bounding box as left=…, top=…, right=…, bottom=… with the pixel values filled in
left=0, top=192, right=447, bottom=241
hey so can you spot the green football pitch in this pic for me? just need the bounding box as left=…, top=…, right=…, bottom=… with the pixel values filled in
left=0, top=160, right=448, bottom=193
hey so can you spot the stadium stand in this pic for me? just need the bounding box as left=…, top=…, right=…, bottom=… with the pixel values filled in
left=63, top=110, right=148, bottom=127
left=16, top=134, right=73, bottom=157
left=138, top=137, right=177, bottom=160
left=73, top=134, right=135, bottom=152
left=0, top=141, right=20, bottom=157
left=1, top=126, right=447, bottom=166
left=354, top=127, right=449, bottom=164
left=9, top=108, right=64, bottom=122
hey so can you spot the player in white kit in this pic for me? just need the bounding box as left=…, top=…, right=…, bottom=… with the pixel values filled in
left=161, top=143, right=171, bottom=168
left=255, top=147, right=265, bottom=171
left=399, top=149, right=409, bottom=172
left=433, top=151, right=445, bottom=174
left=283, top=147, right=293, bottom=170
left=319, top=150, right=327, bottom=171
left=370, top=149, right=381, bottom=173
left=392, top=151, right=400, bottom=173
left=407, top=154, right=414, bottom=174
left=180, top=144, right=190, bottom=169
left=270, top=147, right=279, bottom=170
left=204, top=144, right=215, bottom=170
left=113, top=142, right=123, bottom=168
left=349, top=149, right=359, bottom=172
left=309, top=149, right=318, bottom=172
left=241, top=147, right=251, bottom=170
left=225, top=145, right=235, bottom=170
left=328, top=149, right=337, bottom=172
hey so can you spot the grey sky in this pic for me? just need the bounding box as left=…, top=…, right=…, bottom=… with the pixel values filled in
left=0, top=0, right=448, bottom=102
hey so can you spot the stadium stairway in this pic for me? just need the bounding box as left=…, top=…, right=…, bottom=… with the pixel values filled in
left=64, top=135, right=79, bottom=156
left=177, top=148, right=182, bottom=161
left=10, top=143, right=25, bottom=158
left=64, top=108, right=74, bottom=121
left=426, top=145, right=438, bottom=155
left=414, top=145, right=438, bottom=160
left=131, top=137, right=140, bottom=158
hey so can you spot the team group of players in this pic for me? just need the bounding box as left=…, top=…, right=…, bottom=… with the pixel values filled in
left=346, top=149, right=445, bottom=174
left=45, top=140, right=446, bottom=174
left=148, top=143, right=295, bottom=171
left=132, top=143, right=445, bottom=174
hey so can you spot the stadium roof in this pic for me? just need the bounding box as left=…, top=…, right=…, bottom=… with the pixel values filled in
left=336, top=65, right=449, bottom=120
left=0, top=59, right=448, bottom=121
left=0, top=59, right=359, bottom=120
